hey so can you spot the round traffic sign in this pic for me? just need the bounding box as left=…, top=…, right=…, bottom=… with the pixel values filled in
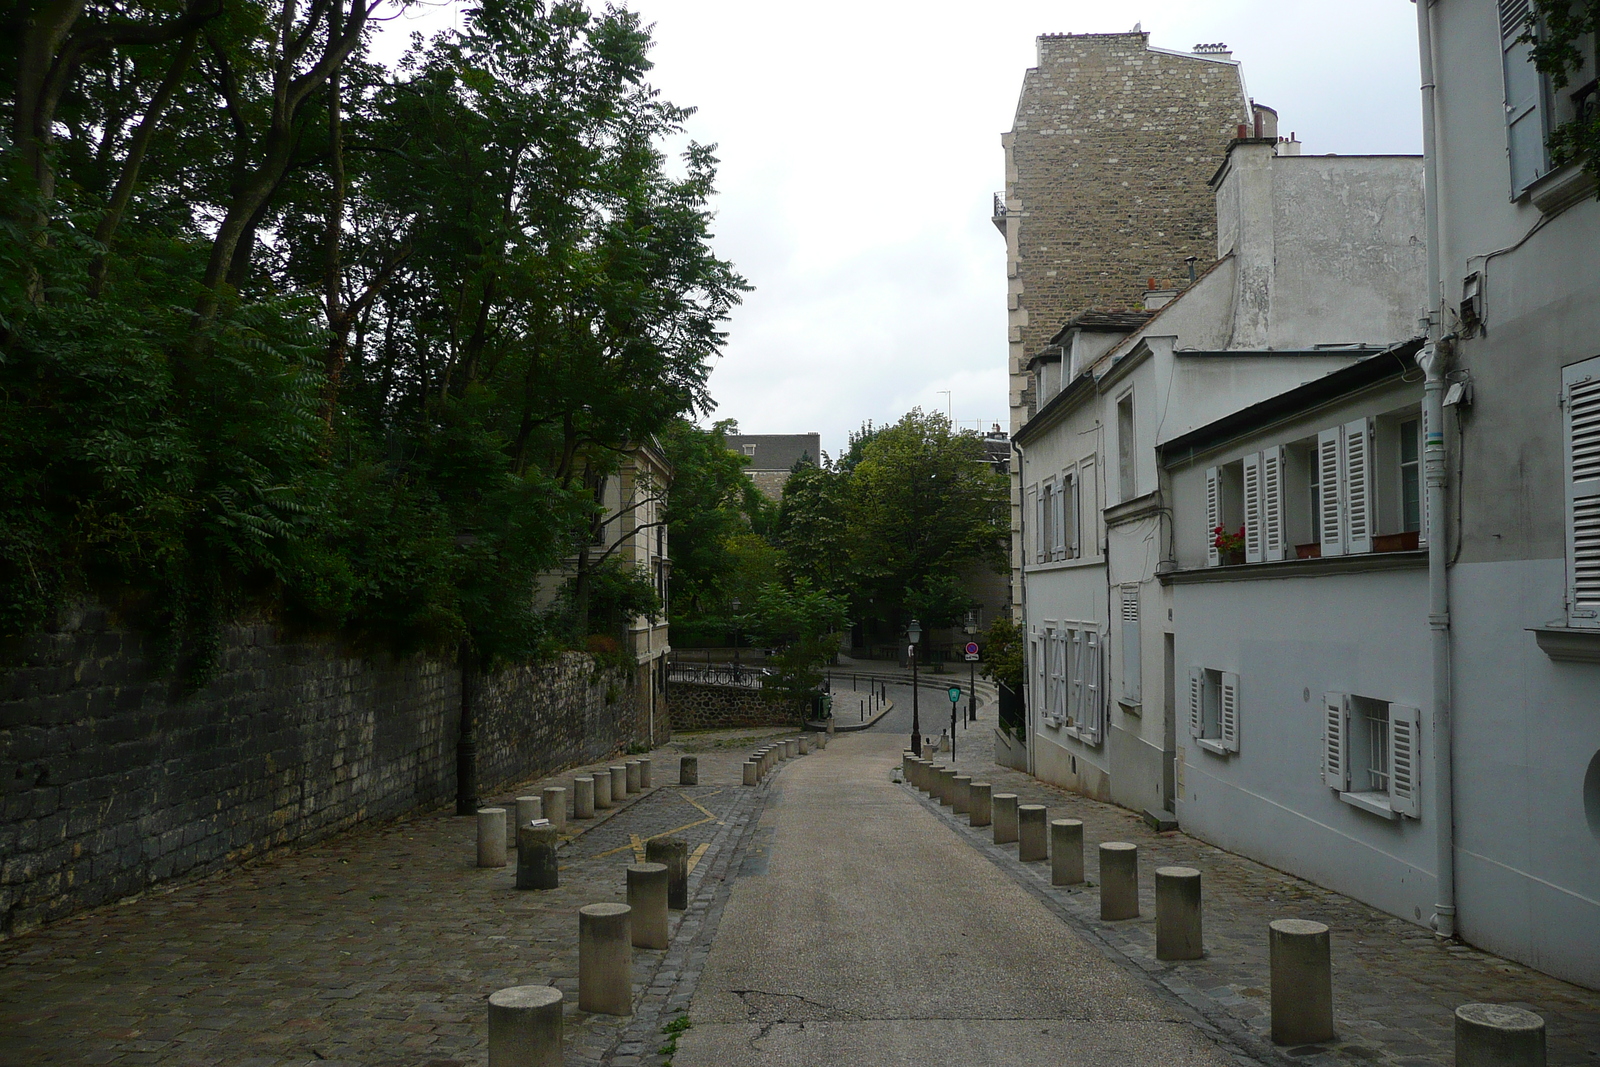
left=947, top=686, right=962, bottom=703
left=965, top=642, right=979, bottom=655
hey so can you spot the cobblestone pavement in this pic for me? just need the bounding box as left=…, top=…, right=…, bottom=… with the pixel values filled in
left=923, top=742, right=1600, bottom=1066
left=0, top=728, right=794, bottom=1066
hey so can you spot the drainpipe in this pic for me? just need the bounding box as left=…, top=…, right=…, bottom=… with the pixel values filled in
left=1416, top=0, right=1456, bottom=941
left=1013, top=436, right=1035, bottom=776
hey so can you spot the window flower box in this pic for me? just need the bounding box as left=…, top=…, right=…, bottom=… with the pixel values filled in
left=1373, top=531, right=1420, bottom=553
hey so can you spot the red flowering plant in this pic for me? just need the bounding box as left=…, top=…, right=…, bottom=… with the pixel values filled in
left=1213, top=525, right=1246, bottom=554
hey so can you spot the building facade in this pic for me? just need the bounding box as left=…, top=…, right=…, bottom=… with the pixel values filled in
left=723, top=433, right=822, bottom=501
left=998, top=32, right=1252, bottom=611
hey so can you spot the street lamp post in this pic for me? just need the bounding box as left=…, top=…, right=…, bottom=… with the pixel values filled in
left=908, top=618, right=923, bottom=757
left=731, top=596, right=742, bottom=678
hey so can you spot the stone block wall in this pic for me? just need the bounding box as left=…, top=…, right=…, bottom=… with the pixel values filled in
left=0, top=606, right=638, bottom=939
left=666, top=681, right=801, bottom=731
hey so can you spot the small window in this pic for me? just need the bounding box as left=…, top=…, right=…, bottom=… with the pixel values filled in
left=742, top=443, right=757, bottom=457
left=1187, top=666, right=1239, bottom=753
left=1117, top=393, right=1136, bottom=502
left=1399, top=418, right=1421, bottom=534
left=1323, top=693, right=1421, bottom=818
left=1500, top=0, right=1551, bottom=195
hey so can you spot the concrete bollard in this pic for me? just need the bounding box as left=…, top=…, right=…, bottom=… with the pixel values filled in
left=937, top=767, right=955, bottom=806
left=952, top=775, right=972, bottom=815
left=625, top=761, right=641, bottom=794
left=578, top=903, right=633, bottom=1016
left=1455, top=1004, right=1546, bottom=1067
left=743, top=761, right=758, bottom=786
left=542, top=786, right=568, bottom=834
left=969, top=782, right=992, bottom=827
left=639, top=757, right=652, bottom=789
left=1017, top=805, right=1048, bottom=861
left=1155, top=867, right=1203, bottom=960
left=646, top=836, right=689, bottom=910
left=594, top=769, right=613, bottom=809
left=1099, top=842, right=1139, bottom=920
left=516, top=824, right=560, bottom=890
left=516, top=796, right=542, bottom=832
left=786, top=739, right=799, bottom=759
left=908, top=758, right=923, bottom=789
left=487, top=985, right=563, bottom=1067
left=478, top=808, right=508, bottom=867
left=680, top=756, right=698, bottom=785
left=798, top=736, right=810, bottom=755
left=1050, top=819, right=1084, bottom=886
left=992, top=793, right=1020, bottom=844
left=609, top=766, right=627, bottom=802
left=627, top=863, right=670, bottom=950
left=1269, top=919, right=1334, bottom=1045
left=903, top=752, right=914, bottom=780
left=573, top=777, right=595, bottom=819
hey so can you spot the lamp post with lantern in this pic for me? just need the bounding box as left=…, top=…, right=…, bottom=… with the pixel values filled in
left=908, top=618, right=923, bottom=756
left=965, top=609, right=978, bottom=724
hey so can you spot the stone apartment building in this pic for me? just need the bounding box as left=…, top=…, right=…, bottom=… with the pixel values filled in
left=997, top=31, right=1254, bottom=605
left=724, top=433, right=822, bottom=501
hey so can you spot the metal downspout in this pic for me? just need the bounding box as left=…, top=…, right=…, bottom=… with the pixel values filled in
left=1013, top=437, right=1035, bottom=777
left=1416, top=0, right=1457, bottom=941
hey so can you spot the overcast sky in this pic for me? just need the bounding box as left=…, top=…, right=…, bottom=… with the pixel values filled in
left=377, top=1, right=1424, bottom=461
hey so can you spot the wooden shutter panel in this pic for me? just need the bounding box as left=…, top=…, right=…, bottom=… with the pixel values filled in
left=1205, top=466, right=1222, bottom=566
left=1387, top=703, right=1421, bottom=817
left=1189, top=667, right=1204, bottom=737
left=1323, top=693, right=1349, bottom=791
left=1120, top=584, right=1141, bottom=703
left=1067, top=629, right=1083, bottom=725
left=1051, top=478, right=1066, bottom=559
left=1033, top=487, right=1047, bottom=563
left=1261, top=445, right=1286, bottom=560
left=1220, top=672, right=1240, bottom=753
left=1067, top=472, right=1081, bottom=557
left=1317, top=428, right=1345, bottom=556
left=1083, top=630, right=1102, bottom=744
left=1344, top=417, right=1374, bottom=554
left=1243, top=452, right=1264, bottom=564
left=1564, top=357, right=1600, bottom=625
left=1500, top=0, right=1550, bottom=194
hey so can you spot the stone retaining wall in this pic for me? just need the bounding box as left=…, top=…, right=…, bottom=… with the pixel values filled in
left=666, top=681, right=801, bottom=731
left=0, top=605, right=639, bottom=939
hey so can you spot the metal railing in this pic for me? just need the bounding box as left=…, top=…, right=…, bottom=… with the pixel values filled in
left=666, top=662, right=772, bottom=689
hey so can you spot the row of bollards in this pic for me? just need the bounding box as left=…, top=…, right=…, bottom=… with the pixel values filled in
left=478, top=760, right=657, bottom=873
left=740, top=731, right=826, bottom=786
left=487, top=832, right=694, bottom=1066
left=900, top=754, right=1550, bottom=1060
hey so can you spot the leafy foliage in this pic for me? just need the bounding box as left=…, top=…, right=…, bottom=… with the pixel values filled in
left=0, top=0, right=743, bottom=674
left=977, top=615, right=1025, bottom=694
left=1526, top=1, right=1600, bottom=189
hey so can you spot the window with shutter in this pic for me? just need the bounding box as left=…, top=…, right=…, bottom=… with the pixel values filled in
left=1064, top=470, right=1080, bottom=558
left=1051, top=476, right=1067, bottom=560
left=1262, top=445, right=1286, bottom=560
left=1054, top=630, right=1069, bottom=725
left=1220, top=672, right=1240, bottom=752
left=1387, top=703, right=1421, bottom=818
left=1031, top=633, right=1045, bottom=724
left=1500, top=0, right=1550, bottom=195
left=1243, top=452, right=1264, bottom=563
left=1188, top=667, right=1204, bottom=737
left=1323, top=693, right=1349, bottom=791
left=1067, top=629, right=1083, bottom=726
left=1082, top=630, right=1103, bottom=744
left=1344, top=418, right=1374, bottom=554
left=1317, top=429, right=1345, bottom=556
left=1564, top=356, right=1600, bottom=626
left=1033, top=486, right=1047, bottom=564
left=1120, top=585, right=1141, bottom=704
left=1205, top=466, right=1222, bottom=566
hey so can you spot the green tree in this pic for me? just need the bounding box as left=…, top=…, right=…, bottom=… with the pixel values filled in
left=1525, top=1, right=1600, bottom=189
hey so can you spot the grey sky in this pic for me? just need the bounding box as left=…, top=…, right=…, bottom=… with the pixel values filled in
left=378, top=1, right=1424, bottom=462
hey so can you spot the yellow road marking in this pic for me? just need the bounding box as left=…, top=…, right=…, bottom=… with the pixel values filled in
left=630, top=833, right=646, bottom=864
left=680, top=789, right=724, bottom=823
left=687, top=843, right=709, bottom=874
left=582, top=789, right=725, bottom=860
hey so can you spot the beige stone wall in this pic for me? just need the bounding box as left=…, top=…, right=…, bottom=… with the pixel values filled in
left=747, top=469, right=789, bottom=502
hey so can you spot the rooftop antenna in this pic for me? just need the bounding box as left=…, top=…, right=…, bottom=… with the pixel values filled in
left=936, top=390, right=952, bottom=422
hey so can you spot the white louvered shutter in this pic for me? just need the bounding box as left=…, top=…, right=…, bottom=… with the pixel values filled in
left=1031, top=633, right=1045, bottom=721
left=1067, top=629, right=1083, bottom=725
left=1067, top=472, right=1081, bottom=557
left=1220, top=672, right=1240, bottom=753
left=1387, top=703, right=1421, bottom=817
left=1317, top=428, right=1345, bottom=556
left=1083, top=630, right=1103, bottom=744
left=1033, top=487, right=1046, bottom=563
left=1323, top=693, right=1349, bottom=790
left=1564, top=357, right=1600, bottom=625
left=1344, top=417, right=1374, bottom=554
left=1261, top=445, right=1286, bottom=560
left=1080, top=458, right=1096, bottom=553
left=1189, top=667, right=1204, bottom=737
left=1120, top=584, right=1141, bottom=703
left=1205, top=466, right=1222, bottom=566
left=1051, top=478, right=1067, bottom=560
left=1243, top=452, right=1264, bottom=564
left=1500, top=0, right=1550, bottom=194
left=1054, top=631, right=1069, bottom=725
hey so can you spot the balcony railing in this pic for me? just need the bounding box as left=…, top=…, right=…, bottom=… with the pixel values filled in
left=991, top=192, right=1008, bottom=234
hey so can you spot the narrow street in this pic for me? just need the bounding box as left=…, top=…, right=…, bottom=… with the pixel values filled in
left=673, top=731, right=1237, bottom=1066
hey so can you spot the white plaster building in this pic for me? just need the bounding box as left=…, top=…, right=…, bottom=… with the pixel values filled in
left=1013, top=135, right=1427, bottom=822
left=1410, top=0, right=1600, bottom=986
